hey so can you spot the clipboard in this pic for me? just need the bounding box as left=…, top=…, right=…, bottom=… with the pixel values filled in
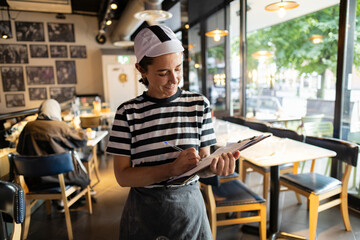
left=167, top=134, right=272, bottom=183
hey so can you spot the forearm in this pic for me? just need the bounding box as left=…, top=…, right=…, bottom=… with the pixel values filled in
left=114, top=161, right=176, bottom=187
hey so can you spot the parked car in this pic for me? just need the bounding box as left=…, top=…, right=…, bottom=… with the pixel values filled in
left=246, top=96, right=283, bottom=119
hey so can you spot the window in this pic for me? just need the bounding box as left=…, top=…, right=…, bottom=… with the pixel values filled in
left=245, top=1, right=340, bottom=133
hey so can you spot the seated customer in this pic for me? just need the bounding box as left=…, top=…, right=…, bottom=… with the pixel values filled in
left=16, top=99, right=90, bottom=190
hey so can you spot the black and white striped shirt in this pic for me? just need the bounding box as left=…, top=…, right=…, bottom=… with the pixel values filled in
left=106, top=88, right=216, bottom=169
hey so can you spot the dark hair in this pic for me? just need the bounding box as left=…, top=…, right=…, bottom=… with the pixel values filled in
left=138, top=56, right=155, bottom=87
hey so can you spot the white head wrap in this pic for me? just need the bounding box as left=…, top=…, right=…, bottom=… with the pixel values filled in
left=38, top=99, right=62, bottom=121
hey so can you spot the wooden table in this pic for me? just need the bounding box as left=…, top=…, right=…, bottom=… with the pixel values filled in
left=85, top=130, right=108, bottom=187
left=213, top=119, right=336, bottom=239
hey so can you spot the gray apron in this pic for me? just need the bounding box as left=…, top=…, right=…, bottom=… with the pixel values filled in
left=119, top=181, right=212, bottom=240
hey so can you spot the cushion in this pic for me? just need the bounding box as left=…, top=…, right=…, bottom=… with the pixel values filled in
left=212, top=179, right=265, bottom=206
left=280, top=172, right=341, bottom=195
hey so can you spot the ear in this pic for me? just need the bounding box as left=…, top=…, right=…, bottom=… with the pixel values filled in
left=135, top=63, right=146, bottom=75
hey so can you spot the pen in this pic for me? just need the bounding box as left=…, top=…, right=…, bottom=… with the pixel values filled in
left=164, top=141, right=183, bottom=152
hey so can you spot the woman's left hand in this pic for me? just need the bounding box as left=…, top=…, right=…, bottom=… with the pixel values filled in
left=209, top=151, right=240, bottom=176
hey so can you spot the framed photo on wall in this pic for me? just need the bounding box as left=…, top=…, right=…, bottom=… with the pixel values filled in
left=0, top=44, right=29, bottom=64
left=48, top=23, right=75, bottom=42
left=1, top=66, right=25, bottom=92
left=15, top=21, right=45, bottom=41
left=30, top=44, right=49, bottom=58
left=50, top=86, right=75, bottom=103
left=50, top=45, right=68, bottom=58
left=70, top=45, right=87, bottom=58
left=0, top=20, right=12, bottom=38
left=26, top=66, right=55, bottom=85
left=5, top=94, right=25, bottom=108
left=56, top=60, right=77, bottom=84
left=29, top=87, right=47, bottom=100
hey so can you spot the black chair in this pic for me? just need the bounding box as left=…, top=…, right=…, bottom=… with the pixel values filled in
left=0, top=180, right=25, bottom=240
left=280, top=136, right=359, bottom=240
left=9, top=151, right=93, bottom=240
left=243, top=119, right=270, bottom=132
left=222, top=116, right=246, bottom=126
left=242, top=127, right=304, bottom=200
left=200, top=176, right=266, bottom=240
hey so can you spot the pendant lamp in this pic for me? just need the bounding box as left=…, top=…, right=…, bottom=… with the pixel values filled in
left=251, top=50, right=274, bottom=60
left=265, top=0, right=299, bottom=18
left=205, top=6, right=228, bottom=42
left=205, top=29, right=228, bottom=42
left=309, top=35, right=324, bottom=44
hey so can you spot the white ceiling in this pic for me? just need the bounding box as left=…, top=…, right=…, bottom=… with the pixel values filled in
left=189, top=0, right=340, bottom=54
left=247, top=0, right=340, bottom=32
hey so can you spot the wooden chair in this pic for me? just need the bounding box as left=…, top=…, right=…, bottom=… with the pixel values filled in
left=80, top=115, right=101, bottom=129
left=300, top=121, right=334, bottom=174
left=242, top=126, right=303, bottom=200
left=303, top=121, right=333, bottom=138
left=297, top=114, right=325, bottom=133
left=200, top=176, right=266, bottom=240
left=9, top=151, right=93, bottom=240
left=279, top=136, right=359, bottom=240
left=77, top=149, right=101, bottom=188
left=0, top=180, right=25, bottom=240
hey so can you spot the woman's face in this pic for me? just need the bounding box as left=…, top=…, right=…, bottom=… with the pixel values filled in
left=141, top=52, right=183, bottom=99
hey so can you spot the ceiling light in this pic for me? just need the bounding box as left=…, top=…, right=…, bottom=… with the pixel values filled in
left=206, top=8, right=228, bottom=42
left=113, top=40, right=134, bottom=47
left=110, top=3, right=118, bottom=10
left=251, top=50, right=274, bottom=60
left=106, top=19, right=112, bottom=26
left=134, top=10, right=172, bottom=23
left=309, top=35, right=324, bottom=44
left=95, top=33, right=106, bottom=44
left=265, top=0, right=299, bottom=18
left=205, top=29, right=228, bottom=42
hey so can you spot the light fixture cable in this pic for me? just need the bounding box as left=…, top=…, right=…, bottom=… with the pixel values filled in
left=205, top=6, right=228, bottom=42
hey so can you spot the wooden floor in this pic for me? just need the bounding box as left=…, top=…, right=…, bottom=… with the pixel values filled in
left=23, top=154, right=360, bottom=240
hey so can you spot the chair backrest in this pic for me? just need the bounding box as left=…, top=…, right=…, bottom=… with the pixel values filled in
left=222, top=116, right=246, bottom=126
left=243, top=119, right=269, bottom=132
left=269, top=127, right=304, bottom=142
left=305, top=136, right=359, bottom=167
left=80, top=116, right=101, bottom=129
left=302, top=114, right=324, bottom=123
left=9, top=152, right=74, bottom=177
left=0, top=180, right=25, bottom=225
left=303, top=121, right=333, bottom=137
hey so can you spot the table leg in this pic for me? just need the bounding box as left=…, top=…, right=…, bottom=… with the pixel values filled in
left=269, top=166, right=307, bottom=240
left=91, top=144, right=101, bottom=186
left=269, top=165, right=280, bottom=238
left=243, top=165, right=306, bottom=240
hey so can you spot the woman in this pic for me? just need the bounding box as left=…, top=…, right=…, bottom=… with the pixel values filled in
left=106, top=25, right=240, bottom=240
left=16, top=99, right=90, bottom=189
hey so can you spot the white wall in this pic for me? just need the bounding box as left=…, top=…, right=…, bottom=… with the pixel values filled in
left=102, top=52, right=146, bottom=113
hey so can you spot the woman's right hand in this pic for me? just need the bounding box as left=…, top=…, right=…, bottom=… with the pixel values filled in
left=171, top=148, right=201, bottom=176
